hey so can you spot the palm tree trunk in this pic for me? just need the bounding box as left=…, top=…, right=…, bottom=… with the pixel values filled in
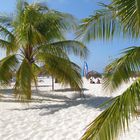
left=52, top=76, right=54, bottom=91
left=24, top=45, right=33, bottom=100
left=27, top=80, right=32, bottom=100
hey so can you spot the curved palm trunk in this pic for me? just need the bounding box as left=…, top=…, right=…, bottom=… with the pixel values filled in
left=52, top=76, right=54, bottom=91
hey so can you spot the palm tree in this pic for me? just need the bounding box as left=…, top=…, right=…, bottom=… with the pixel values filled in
left=0, top=0, right=87, bottom=100
left=77, top=0, right=140, bottom=140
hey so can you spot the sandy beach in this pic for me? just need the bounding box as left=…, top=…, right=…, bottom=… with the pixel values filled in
left=0, top=77, right=140, bottom=140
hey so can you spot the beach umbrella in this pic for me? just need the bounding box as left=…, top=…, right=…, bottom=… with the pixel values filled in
left=83, top=61, right=88, bottom=77
left=86, top=70, right=102, bottom=79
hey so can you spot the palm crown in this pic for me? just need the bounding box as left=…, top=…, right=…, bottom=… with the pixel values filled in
left=0, top=0, right=87, bottom=100
left=78, top=0, right=140, bottom=140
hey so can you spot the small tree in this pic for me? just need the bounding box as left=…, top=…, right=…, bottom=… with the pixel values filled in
left=0, top=0, right=87, bottom=100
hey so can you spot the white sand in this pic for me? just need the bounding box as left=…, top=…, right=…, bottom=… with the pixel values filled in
left=0, top=77, right=140, bottom=140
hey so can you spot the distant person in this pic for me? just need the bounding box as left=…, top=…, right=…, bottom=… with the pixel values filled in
left=90, top=78, right=95, bottom=84
left=96, top=79, right=100, bottom=84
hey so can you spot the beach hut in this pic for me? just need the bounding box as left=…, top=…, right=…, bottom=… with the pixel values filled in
left=86, top=70, right=102, bottom=79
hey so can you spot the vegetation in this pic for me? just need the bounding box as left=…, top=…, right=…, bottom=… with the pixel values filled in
left=0, top=0, right=87, bottom=100
left=77, top=0, right=140, bottom=140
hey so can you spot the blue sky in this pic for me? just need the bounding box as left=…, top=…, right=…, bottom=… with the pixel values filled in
left=0, top=0, right=140, bottom=72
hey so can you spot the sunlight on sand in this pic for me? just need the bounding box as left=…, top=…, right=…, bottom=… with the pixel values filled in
left=0, top=77, right=140, bottom=140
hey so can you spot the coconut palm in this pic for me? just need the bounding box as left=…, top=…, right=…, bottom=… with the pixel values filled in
left=77, top=0, right=140, bottom=140
left=0, top=0, right=87, bottom=100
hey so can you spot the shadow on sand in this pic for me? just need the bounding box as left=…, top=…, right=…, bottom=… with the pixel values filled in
left=10, top=96, right=112, bottom=116
left=0, top=88, right=112, bottom=115
left=54, top=88, right=88, bottom=92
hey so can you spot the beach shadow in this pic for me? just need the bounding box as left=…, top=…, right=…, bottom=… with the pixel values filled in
left=0, top=87, right=87, bottom=102
left=32, top=85, right=52, bottom=87
left=54, top=88, right=88, bottom=92
left=0, top=87, right=112, bottom=115
left=0, top=88, right=14, bottom=94
left=0, top=89, right=76, bottom=103
left=11, top=96, right=112, bottom=116
left=32, top=90, right=72, bottom=100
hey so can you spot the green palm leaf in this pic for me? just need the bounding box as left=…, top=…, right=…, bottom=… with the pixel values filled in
left=0, top=38, right=17, bottom=55
left=82, top=78, right=140, bottom=140
left=0, top=55, right=18, bottom=85
left=104, top=46, right=140, bottom=91
left=79, top=1, right=140, bottom=140
left=0, top=21, right=18, bottom=54
left=37, top=52, right=82, bottom=91
left=113, top=0, right=140, bottom=38
left=41, top=40, right=88, bottom=59
left=14, top=59, right=34, bottom=100
left=37, top=45, right=69, bottom=61
left=0, top=25, right=14, bottom=38
left=0, top=13, right=13, bottom=26
left=77, top=4, right=120, bottom=41
left=77, top=0, right=140, bottom=41
left=0, top=39, right=11, bottom=48
left=14, top=3, right=78, bottom=45
left=39, top=10, right=77, bottom=40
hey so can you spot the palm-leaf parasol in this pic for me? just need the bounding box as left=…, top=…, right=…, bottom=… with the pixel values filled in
left=86, top=70, right=102, bottom=79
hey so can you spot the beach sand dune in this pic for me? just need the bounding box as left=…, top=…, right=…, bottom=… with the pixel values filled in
left=0, top=77, right=140, bottom=140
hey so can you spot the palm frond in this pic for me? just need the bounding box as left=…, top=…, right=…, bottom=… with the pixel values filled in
left=0, top=25, right=14, bottom=38
left=33, top=2, right=49, bottom=11
left=77, top=4, right=120, bottom=41
left=31, top=63, right=40, bottom=90
left=77, top=0, right=140, bottom=41
left=14, top=59, right=33, bottom=100
left=0, top=14, right=13, bottom=26
left=15, top=23, right=46, bottom=46
left=103, top=46, right=140, bottom=91
left=32, top=63, right=41, bottom=76
left=14, top=4, right=77, bottom=45
left=82, top=78, right=140, bottom=140
left=0, top=38, right=18, bottom=56
left=38, top=52, right=83, bottom=91
left=37, top=45, right=70, bottom=60
left=15, top=0, right=27, bottom=24
left=112, top=0, right=140, bottom=38
left=0, top=55, right=18, bottom=85
left=43, top=9, right=78, bottom=31
left=40, top=40, right=88, bottom=59
left=0, top=25, right=17, bottom=54
left=39, top=12, right=77, bottom=41
left=0, top=39, right=11, bottom=49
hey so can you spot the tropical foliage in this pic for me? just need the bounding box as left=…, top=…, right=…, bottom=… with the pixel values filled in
left=0, top=0, right=87, bottom=100
left=78, top=0, right=140, bottom=140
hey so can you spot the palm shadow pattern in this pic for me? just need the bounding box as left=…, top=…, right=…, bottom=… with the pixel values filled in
left=0, top=88, right=111, bottom=115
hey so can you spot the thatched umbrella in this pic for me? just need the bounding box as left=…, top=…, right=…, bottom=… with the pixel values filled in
left=86, top=70, right=102, bottom=79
